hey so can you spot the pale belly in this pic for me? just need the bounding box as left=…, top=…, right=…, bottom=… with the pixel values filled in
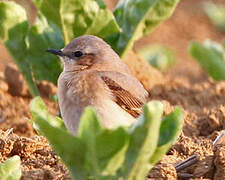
left=59, top=96, right=136, bottom=135
left=96, top=99, right=136, bottom=129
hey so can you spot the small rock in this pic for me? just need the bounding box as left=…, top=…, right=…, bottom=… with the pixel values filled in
left=37, top=80, right=57, bottom=97
left=148, top=163, right=177, bottom=179
left=4, top=63, right=29, bottom=96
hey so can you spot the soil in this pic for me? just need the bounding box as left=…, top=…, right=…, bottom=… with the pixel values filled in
left=0, top=0, right=225, bottom=179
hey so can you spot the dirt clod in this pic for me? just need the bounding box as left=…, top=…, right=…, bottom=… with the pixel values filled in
left=4, top=63, right=29, bottom=97
left=0, top=130, right=70, bottom=180
left=148, top=163, right=177, bottom=179
left=37, top=81, right=57, bottom=97
left=124, top=51, right=165, bottom=91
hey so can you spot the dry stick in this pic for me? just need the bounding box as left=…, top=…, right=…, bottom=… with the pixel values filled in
left=213, top=130, right=225, bottom=146
left=174, top=131, right=225, bottom=177
left=5, top=128, right=14, bottom=137
left=177, top=172, right=193, bottom=179
left=175, top=154, right=198, bottom=172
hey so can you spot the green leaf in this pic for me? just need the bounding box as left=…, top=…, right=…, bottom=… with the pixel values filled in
left=78, top=108, right=129, bottom=177
left=137, top=45, right=176, bottom=70
left=111, top=0, right=180, bottom=58
left=38, top=0, right=120, bottom=44
left=78, top=107, right=102, bottom=137
left=30, top=97, right=129, bottom=179
left=143, top=0, right=180, bottom=35
left=203, top=2, right=225, bottom=32
left=150, top=107, right=184, bottom=164
left=30, top=96, right=65, bottom=133
left=189, top=40, right=225, bottom=81
left=204, top=39, right=225, bottom=58
left=30, top=97, right=88, bottom=180
left=38, top=0, right=63, bottom=31
left=0, top=155, right=21, bottom=180
left=30, top=97, right=184, bottom=179
left=121, top=101, right=164, bottom=180
left=97, top=128, right=129, bottom=176
left=26, top=12, right=64, bottom=84
left=78, top=108, right=102, bottom=179
left=60, top=0, right=120, bottom=43
left=0, top=1, right=39, bottom=96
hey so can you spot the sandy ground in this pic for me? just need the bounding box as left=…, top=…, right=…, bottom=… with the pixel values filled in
left=0, top=0, right=225, bottom=179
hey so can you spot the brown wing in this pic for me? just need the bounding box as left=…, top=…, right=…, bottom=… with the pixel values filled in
left=101, top=76, right=144, bottom=118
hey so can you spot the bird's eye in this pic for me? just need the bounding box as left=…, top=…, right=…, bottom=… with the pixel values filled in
left=73, top=51, right=83, bottom=57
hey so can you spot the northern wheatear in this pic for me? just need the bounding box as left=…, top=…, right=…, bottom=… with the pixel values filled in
left=46, top=35, right=148, bottom=135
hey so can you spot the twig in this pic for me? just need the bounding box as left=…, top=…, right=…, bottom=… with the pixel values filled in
left=5, top=128, right=14, bottom=137
left=175, top=131, right=225, bottom=178
left=177, top=172, right=193, bottom=179
left=175, top=154, right=198, bottom=172
left=213, top=130, right=225, bottom=146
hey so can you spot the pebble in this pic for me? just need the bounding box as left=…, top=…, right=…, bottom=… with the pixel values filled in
left=4, top=63, right=29, bottom=96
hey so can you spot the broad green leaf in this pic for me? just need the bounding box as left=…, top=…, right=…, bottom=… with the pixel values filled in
left=30, top=97, right=184, bottom=179
left=78, top=107, right=102, bottom=137
left=143, top=0, right=179, bottom=35
left=0, top=1, right=39, bottom=96
left=38, top=0, right=63, bottom=30
left=150, top=107, right=184, bottom=164
left=204, top=39, right=225, bottom=58
left=30, top=97, right=88, bottom=180
left=30, top=97, right=129, bottom=179
left=78, top=108, right=102, bottom=179
left=189, top=40, right=225, bottom=81
left=97, top=128, right=129, bottom=176
left=0, top=156, right=21, bottom=180
left=38, top=0, right=120, bottom=44
left=60, top=0, right=120, bottom=43
left=111, top=0, right=180, bottom=58
left=203, top=2, right=225, bottom=32
left=137, top=45, right=176, bottom=70
left=121, top=101, right=164, bottom=180
left=78, top=108, right=129, bottom=177
left=26, top=12, right=64, bottom=84
left=30, top=96, right=65, bottom=132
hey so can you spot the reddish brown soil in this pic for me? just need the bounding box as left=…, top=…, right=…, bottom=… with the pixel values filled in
left=0, top=0, right=225, bottom=179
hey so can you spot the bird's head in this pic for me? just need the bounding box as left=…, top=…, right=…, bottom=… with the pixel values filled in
left=46, top=35, right=121, bottom=72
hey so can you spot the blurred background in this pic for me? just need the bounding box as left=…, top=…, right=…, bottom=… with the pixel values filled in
left=1, top=0, right=225, bottom=81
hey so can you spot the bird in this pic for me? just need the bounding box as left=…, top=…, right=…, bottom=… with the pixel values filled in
left=46, top=35, right=149, bottom=135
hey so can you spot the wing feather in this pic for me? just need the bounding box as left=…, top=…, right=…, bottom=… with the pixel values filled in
left=101, top=76, right=145, bottom=118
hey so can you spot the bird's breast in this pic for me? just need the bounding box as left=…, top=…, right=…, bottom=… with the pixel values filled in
left=57, top=71, right=136, bottom=135
left=57, top=71, right=107, bottom=134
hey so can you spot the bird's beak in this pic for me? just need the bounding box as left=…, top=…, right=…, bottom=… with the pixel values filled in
left=46, top=49, right=64, bottom=56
